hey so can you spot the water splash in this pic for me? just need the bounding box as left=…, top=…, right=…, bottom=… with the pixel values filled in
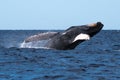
left=20, top=39, right=50, bottom=49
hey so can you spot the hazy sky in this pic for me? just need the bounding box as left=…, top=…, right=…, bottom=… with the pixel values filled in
left=0, top=0, right=120, bottom=30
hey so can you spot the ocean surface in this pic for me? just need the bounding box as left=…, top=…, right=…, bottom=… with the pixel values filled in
left=0, top=30, right=120, bottom=80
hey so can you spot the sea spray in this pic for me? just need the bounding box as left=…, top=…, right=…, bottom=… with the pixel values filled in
left=20, top=40, right=50, bottom=49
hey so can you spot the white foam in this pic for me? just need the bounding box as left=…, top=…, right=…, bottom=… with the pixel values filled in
left=20, top=39, right=50, bottom=49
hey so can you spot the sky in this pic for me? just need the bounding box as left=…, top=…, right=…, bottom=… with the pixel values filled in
left=0, top=0, right=120, bottom=30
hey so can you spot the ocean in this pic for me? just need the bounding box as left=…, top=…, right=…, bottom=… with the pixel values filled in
left=0, top=30, right=120, bottom=80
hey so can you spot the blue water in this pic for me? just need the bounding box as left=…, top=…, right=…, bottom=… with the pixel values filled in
left=0, top=30, right=120, bottom=80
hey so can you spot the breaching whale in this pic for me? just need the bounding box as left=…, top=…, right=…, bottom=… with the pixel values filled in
left=21, top=22, right=103, bottom=50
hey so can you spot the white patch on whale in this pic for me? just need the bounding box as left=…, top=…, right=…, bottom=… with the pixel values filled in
left=73, top=33, right=90, bottom=42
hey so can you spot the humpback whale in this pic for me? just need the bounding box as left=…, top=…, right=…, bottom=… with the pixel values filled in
left=21, top=22, right=103, bottom=50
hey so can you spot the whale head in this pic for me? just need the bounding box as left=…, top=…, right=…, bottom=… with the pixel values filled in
left=57, top=22, right=104, bottom=49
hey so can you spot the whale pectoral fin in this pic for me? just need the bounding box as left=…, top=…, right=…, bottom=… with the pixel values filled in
left=72, top=33, right=90, bottom=43
left=25, top=32, right=58, bottom=43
